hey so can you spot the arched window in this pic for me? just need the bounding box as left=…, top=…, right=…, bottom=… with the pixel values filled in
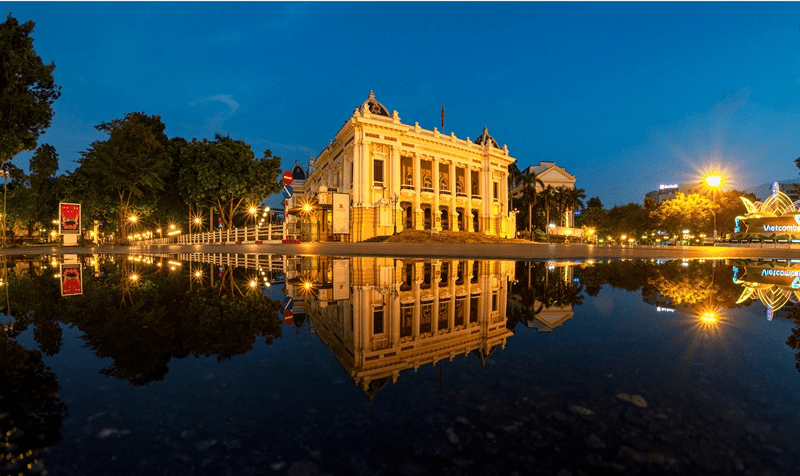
left=456, top=179, right=463, bottom=194
left=440, top=177, right=448, bottom=190
left=471, top=179, right=479, bottom=195
left=423, top=174, right=432, bottom=189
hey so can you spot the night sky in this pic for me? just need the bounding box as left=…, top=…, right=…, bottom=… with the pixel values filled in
left=6, top=2, right=800, bottom=206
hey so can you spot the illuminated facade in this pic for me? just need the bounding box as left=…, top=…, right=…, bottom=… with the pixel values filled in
left=285, top=256, right=515, bottom=399
left=510, top=162, right=578, bottom=230
left=731, top=182, right=800, bottom=245
left=287, top=91, right=517, bottom=242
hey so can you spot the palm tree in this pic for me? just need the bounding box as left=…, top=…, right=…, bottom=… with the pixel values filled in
left=542, top=185, right=556, bottom=233
left=567, top=187, right=586, bottom=227
left=554, top=187, right=571, bottom=226
left=520, top=172, right=544, bottom=240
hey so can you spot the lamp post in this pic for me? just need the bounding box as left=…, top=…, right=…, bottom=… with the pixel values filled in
left=705, top=174, right=722, bottom=241
left=390, top=193, right=399, bottom=235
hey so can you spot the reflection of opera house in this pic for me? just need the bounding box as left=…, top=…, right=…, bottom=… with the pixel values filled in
left=285, top=257, right=515, bottom=399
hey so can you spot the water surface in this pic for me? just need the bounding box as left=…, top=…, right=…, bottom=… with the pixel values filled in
left=1, top=254, right=798, bottom=475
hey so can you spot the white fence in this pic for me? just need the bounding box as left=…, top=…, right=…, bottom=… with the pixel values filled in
left=132, top=225, right=284, bottom=246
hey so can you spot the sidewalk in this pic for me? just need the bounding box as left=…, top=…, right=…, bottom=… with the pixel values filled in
left=3, top=242, right=800, bottom=260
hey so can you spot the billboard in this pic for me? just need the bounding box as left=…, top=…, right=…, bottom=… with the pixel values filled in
left=59, top=263, right=83, bottom=296
left=59, top=203, right=81, bottom=235
left=332, top=259, right=350, bottom=301
left=332, top=193, right=350, bottom=235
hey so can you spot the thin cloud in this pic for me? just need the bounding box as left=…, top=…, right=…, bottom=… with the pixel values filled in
left=189, top=94, right=240, bottom=136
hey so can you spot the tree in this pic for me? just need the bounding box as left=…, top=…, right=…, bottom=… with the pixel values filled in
left=576, top=196, right=605, bottom=230
left=651, top=192, right=713, bottom=236
left=519, top=172, right=544, bottom=240
left=8, top=143, right=59, bottom=237
left=0, top=14, right=61, bottom=162
left=76, top=112, right=170, bottom=241
left=566, top=187, right=586, bottom=225
left=179, top=134, right=282, bottom=229
left=507, top=161, right=521, bottom=213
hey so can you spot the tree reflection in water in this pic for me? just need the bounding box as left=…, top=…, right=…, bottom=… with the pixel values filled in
left=1, top=255, right=283, bottom=387
left=0, top=333, right=67, bottom=475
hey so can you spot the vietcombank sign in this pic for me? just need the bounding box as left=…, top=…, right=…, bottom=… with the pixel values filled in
left=736, top=215, right=800, bottom=234
left=732, top=184, right=800, bottom=243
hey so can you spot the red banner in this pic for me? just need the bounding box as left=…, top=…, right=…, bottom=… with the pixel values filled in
left=60, top=264, right=83, bottom=296
left=60, top=203, right=81, bottom=234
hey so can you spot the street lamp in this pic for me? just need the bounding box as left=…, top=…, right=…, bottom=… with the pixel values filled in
left=705, top=174, right=723, bottom=241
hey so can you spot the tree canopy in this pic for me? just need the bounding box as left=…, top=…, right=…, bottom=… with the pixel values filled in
left=0, top=14, right=61, bottom=162
left=179, top=134, right=282, bottom=229
left=76, top=112, right=170, bottom=240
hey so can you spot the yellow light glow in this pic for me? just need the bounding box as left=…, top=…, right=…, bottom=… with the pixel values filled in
left=195, top=271, right=202, bottom=278
left=621, top=235, right=627, bottom=240
left=249, top=207, right=257, bottom=214
left=303, top=281, right=312, bottom=290
left=194, top=218, right=201, bottom=224
left=304, top=204, right=311, bottom=212
left=130, top=274, right=139, bottom=281
left=129, top=215, right=137, bottom=222
left=167, top=261, right=182, bottom=267
left=169, top=224, right=176, bottom=230
left=705, top=175, right=722, bottom=188
left=249, top=280, right=257, bottom=288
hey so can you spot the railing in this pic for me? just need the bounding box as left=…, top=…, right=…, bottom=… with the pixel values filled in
left=401, top=184, right=415, bottom=190
left=131, top=225, right=285, bottom=246
left=178, top=225, right=284, bottom=244
left=177, top=252, right=285, bottom=272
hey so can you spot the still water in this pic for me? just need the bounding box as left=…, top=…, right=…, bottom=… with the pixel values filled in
left=1, top=254, right=799, bottom=475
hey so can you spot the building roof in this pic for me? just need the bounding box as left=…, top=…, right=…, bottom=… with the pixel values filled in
left=359, top=90, right=390, bottom=117
left=474, top=126, right=500, bottom=149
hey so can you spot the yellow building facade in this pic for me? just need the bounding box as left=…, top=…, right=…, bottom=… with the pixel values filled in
left=288, top=92, right=517, bottom=242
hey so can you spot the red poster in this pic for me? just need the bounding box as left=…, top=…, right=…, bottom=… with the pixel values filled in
left=60, top=203, right=81, bottom=234
left=60, top=264, right=83, bottom=296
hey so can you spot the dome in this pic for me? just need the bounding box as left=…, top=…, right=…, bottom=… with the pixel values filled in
left=474, top=126, right=499, bottom=149
left=360, top=90, right=390, bottom=117
left=291, top=160, right=306, bottom=181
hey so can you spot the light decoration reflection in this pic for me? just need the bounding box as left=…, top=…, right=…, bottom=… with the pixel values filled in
left=732, top=261, right=800, bottom=320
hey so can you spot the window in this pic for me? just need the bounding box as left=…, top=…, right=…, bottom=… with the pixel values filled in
left=373, top=306, right=385, bottom=335
left=401, top=304, right=413, bottom=338
left=373, top=159, right=384, bottom=186
left=471, top=179, right=479, bottom=196
left=493, top=182, right=499, bottom=201
left=438, top=302, right=449, bottom=331
left=420, top=300, right=433, bottom=334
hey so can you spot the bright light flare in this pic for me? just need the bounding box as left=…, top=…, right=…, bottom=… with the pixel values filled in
left=705, top=175, right=722, bottom=188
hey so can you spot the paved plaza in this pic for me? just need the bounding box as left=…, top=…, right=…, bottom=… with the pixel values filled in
left=4, top=242, right=800, bottom=260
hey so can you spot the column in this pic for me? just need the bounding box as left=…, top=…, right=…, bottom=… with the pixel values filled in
left=414, top=153, right=421, bottom=229
left=450, top=161, right=457, bottom=231
left=433, top=157, right=440, bottom=230
left=467, top=168, right=474, bottom=232
left=392, top=147, right=401, bottom=197
left=413, top=268, right=421, bottom=339
left=361, top=138, right=370, bottom=206
left=392, top=147, right=401, bottom=232
left=352, top=136, right=362, bottom=206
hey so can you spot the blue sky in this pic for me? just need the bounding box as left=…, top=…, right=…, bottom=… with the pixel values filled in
left=6, top=2, right=800, bottom=206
